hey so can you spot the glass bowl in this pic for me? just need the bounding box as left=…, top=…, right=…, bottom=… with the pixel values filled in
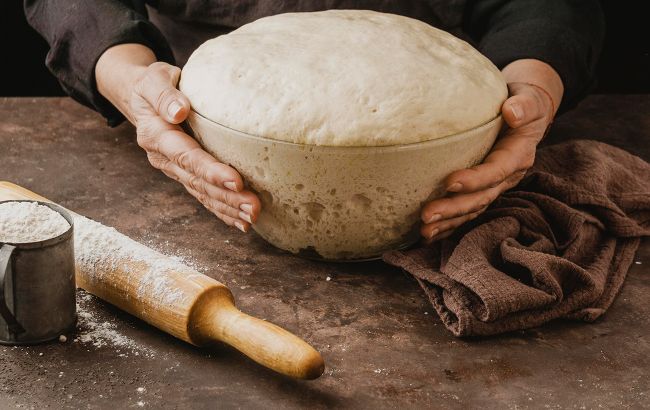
left=186, top=111, right=502, bottom=260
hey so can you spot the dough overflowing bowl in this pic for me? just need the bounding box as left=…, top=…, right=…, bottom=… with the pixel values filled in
left=186, top=111, right=502, bottom=260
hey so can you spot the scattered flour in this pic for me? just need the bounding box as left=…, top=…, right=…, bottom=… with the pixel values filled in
left=0, top=201, right=70, bottom=243
left=75, top=290, right=155, bottom=358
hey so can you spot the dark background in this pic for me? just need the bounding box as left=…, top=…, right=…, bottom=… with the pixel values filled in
left=1, top=0, right=648, bottom=98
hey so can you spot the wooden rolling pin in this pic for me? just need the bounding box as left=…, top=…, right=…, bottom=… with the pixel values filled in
left=0, top=181, right=324, bottom=380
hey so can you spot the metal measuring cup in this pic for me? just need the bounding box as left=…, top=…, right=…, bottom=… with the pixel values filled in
left=0, top=200, right=76, bottom=345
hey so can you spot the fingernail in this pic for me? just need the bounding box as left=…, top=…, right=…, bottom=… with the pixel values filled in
left=510, top=104, right=523, bottom=121
left=428, top=228, right=439, bottom=239
left=239, top=211, right=252, bottom=224
left=168, top=100, right=182, bottom=118
left=446, top=182, right=463, bottom=192
left=425, top=213, right=441, bottom=224
left=240, top=203, right=253, bottom=214
left=235, top=221, right=247, bottom=233
left=224, top=181, right=238, bottom=191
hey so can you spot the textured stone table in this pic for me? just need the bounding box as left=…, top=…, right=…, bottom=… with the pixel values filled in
left=0, top=96, right=648, bottom=409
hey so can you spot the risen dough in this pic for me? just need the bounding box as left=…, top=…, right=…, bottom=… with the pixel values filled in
left=180, top=10, right=507, bottom=147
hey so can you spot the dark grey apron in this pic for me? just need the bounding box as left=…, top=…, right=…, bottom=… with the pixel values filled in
left=147, top=0, right=468, bottom=66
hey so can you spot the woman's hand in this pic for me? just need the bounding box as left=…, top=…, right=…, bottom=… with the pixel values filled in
left=420, top=59, right=563, bottom=242
left=96, top=44, right=261, bottom=232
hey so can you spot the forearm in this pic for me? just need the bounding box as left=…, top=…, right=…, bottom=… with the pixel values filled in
left=95, top=44, right=158, bottom=124
left=24, top=0, right=174, bottom=125
left=501, top=59, right=564, bottom=117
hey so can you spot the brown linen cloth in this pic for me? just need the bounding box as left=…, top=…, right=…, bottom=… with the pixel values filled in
left=383, top=140, right=650, bottom=337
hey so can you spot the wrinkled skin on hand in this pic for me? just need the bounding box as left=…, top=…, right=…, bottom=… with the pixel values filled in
left=129, top=62, right=261, bottom=232
left=420, top=81, right=555, bottom=242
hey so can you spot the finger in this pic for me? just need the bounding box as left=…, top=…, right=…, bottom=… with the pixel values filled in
left=163, top=161, right=261, bottom=223
left=187, top=185, right=242, bottom=221
left=210, top=207, right=250, bottom=233
left=433, top=230, right=455, bottom=241
left=444, top=133, right=536, bottom=193
left=135, top=62, right=191, bottom=124
left=421, top=171, right=525, bottom=240
left=502, top=84, right=548, bottom=129
left=184, top=183, right=250, bottom=231
left=420, top=207, right=485, bottom=240
left=184, top=185, right=250, bottom=233
left=421, top=184, right=501, bottom=223
left=139, top=119, right=246, bottom=192
left=422, top=229, right=454, bottom=245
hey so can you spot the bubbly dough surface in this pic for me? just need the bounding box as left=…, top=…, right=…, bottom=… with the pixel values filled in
left=180, top=10, right=508, bottom=147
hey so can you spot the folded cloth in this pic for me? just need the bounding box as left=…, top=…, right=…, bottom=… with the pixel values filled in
left=383, top=140, right=650, bottom=336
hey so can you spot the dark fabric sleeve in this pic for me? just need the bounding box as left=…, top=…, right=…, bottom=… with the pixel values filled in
left=24, top=0, right=175, bottom=126
left=464, top=0, right=605, bottom=113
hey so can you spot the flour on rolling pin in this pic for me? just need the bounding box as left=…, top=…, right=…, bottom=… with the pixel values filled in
left=74, top=214, right=198, bottom=308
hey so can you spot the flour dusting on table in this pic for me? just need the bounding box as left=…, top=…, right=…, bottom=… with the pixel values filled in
left=75, top=291, right=155, bottom=358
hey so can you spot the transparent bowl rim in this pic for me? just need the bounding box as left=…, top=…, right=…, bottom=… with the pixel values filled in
left=187, top=110, right=503, bottom=153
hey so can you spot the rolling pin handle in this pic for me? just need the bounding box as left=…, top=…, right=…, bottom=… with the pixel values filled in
left=208, top=304, right=325, bottom=380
